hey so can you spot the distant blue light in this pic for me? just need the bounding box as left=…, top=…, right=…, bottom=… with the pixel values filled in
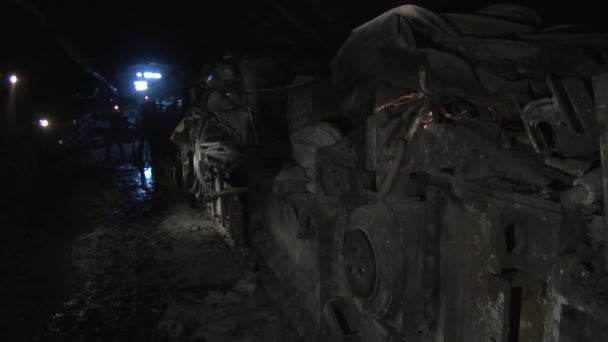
left=144, top=167, right=152, bottom=180
left=136, top=72, right=143, bottom=77
left=143, top=72, right=162, bottom=79
left=134, top=80, right=148, bottom=91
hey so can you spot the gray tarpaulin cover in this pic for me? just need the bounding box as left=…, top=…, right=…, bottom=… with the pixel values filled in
left=332, top=4, right=608, bottom=103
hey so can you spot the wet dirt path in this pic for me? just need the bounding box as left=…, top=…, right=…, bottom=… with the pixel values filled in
left=28, top=165, right=301, bottom=342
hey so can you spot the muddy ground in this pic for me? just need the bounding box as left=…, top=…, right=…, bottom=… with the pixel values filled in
left=1, top=163, right=305, bottom=341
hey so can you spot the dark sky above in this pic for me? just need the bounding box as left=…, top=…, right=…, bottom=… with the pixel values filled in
left=2, top=0, right=607, bottom=107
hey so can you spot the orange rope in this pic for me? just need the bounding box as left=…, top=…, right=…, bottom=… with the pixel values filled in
left=374, top=92, right=425, bottom=114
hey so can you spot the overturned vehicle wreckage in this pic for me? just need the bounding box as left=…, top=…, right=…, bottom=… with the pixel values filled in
left=172, top=4, right=608, bottom=341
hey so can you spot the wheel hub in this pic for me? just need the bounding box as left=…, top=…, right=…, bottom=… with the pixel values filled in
left=343, top=229, right=377, bottom=299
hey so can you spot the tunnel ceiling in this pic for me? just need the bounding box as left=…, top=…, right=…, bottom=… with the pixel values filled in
left=17, top=0, right=608, bottom=75
left=22, top=0, right=429, bottom=74
left=4, top=0, right=608, bottom=103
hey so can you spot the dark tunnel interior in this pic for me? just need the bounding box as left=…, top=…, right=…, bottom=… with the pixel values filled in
left=3, top=1, right=608, bottom=341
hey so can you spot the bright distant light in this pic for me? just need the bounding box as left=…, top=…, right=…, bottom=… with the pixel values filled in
left=144, top=96, right=149, bottom=100
left=39, top=119, right=49, bottom=128
left=134, top=80, right=148, bottom=91
left=114, top=105, right=120, bottom=111
left=144, top=167, right=152, bottom=180
left=143, top=72, right=162, bottom=79
left=136, top=72, right=143, bottom=77
left=9, top=75, right=17, bottom=84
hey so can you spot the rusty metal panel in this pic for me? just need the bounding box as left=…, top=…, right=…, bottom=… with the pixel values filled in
left=437, top=188, right=494, bottom=340
left=432, top=185, right=563, bottom=341
left=519, top=284, right=546, bottom=342
left=592, top=74, right=608, bottom=269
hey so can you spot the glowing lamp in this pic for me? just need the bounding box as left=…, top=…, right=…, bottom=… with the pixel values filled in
left=134, top=80, right=148, bottom=91
left=143, top=72, right=162, bottom=79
